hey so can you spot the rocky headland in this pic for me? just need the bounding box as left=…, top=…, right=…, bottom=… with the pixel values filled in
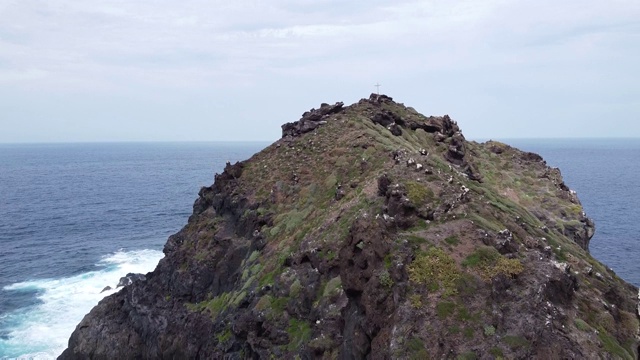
left=60, top=94, right=639, bottom=359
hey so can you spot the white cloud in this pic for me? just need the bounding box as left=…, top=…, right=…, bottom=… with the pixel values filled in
left=0, top=0, right=638, bottom=141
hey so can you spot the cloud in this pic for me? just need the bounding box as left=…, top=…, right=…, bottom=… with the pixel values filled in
left=0, top=0, right=638, bottom=141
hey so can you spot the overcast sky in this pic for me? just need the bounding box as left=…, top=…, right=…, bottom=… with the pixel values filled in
left=0, top=0, right=639, bottom=142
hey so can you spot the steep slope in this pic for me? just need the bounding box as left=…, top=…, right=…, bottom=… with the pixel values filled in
left=60, top=94, right=639, bottom=359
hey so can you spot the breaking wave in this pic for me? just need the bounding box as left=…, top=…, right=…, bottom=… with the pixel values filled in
left=0, top=249, right=163, bottom=359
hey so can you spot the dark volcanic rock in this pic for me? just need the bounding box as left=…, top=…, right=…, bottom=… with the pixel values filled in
left=60, top=95, right=639, bottom=360
left=116, top=273, right=146, bottom=288
left=281, top=102, right=344, bottom=137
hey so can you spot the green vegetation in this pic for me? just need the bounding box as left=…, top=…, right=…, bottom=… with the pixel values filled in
left=216, top=328, right=232, bottom=343
left=384, top=254, right=393, bottom=269
left=545, top=236, right=568, bottom=261
left=503, top=335, right=529, bottom=349
left=287, top=318, right=312, bottom=351
left=259, top=270, right=277, bottom=287
left=277, top=206, right=315, bottom=234
left=598, top=331, right=633, bottom=359
left=409, top=294, right=423, bottom=308
left=254, top=295, right=288, bottom=320
left=468, top=213, right=504, bottom=233
left=269, top=226, right=281, bottom=237
left=456, top=306, right=480, bottom=323
left=378, top=270, right=394, bottom=288
left=185, top=291, right=246, bottom=319
left=405, top=234, right=429, bottom=247
left=271, top=297, right=288, bottom=313
left=444, top=235, right=459, bottom=246
left=455, top=273, right=480, bottom=297
left=462, top=246, right=500, bottom=267
left=408, top=247, right=461, bottom=296
left=289, top=279, right=302, bottom=297
left=436, top=301, right=456, bottom=319
left=405, top=337, right=429, bottom=360
left=483, top=256, right=524, bottom=280
left=462, top=246, right=524, bottom=281
left=248, top=250, right=260, bottom=262
left=573, top=318, right=590, bottom=332
left=489, top=347, right=504, bottom=357
left=322, top=276, right=343, bottom=297
left=405, top=181, right=434, bottom=205
left=483, top=325, right=496, bottom=336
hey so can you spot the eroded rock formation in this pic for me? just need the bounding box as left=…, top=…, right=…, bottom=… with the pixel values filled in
left=60, top=95, right=638, bottom=359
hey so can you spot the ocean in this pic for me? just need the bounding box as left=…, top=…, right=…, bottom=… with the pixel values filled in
left=0, top=142, right=267, bottom=359
left=0, top=139, right=638, bottom=359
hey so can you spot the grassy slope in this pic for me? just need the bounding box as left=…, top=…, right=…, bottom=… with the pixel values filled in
left=185, top=98, right=638, bottom=359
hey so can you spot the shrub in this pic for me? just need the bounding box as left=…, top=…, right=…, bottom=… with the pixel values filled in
left=408, top=247, right=460, bottom=296
left=485, top=257, right=524, bottom=280
left=379, top=270, right=394, bottom=288
left=463, top=246, right=523, bottom=281
left=405, top=181, right=434, bottom=205
left=484, top=325, right=496, bottom=336
left=409, top=294, right=423, bottom=308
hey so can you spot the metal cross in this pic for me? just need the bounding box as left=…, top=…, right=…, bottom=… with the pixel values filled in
left=374, top=83, right=381, bottom=95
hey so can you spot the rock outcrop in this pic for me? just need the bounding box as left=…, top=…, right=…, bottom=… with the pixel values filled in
left=116, top=273, right=147, bottom=288
left=60, top=95, right=639, bottom=359
left=281, top=101, right=344, bottom=137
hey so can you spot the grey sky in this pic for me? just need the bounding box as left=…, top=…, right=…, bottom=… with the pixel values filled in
left=0, top=0, right=639, bottom=142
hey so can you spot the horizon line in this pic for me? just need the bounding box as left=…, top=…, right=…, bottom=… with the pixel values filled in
left=2, top=136, right=640, bottom=145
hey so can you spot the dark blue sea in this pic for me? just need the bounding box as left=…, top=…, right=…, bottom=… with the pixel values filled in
left=0, top=142, right=267, bottom=359
left=0, top=139, right=638, bottom=359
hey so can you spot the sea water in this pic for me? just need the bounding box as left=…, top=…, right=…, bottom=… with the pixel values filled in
left=0, top=142, right=267, bottom=359
left=0, top=139, right=638, bottom=359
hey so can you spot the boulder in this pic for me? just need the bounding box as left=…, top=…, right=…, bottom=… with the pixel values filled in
left=116, top=273, right=147, bottom=288
left=281, top=102, right=344, bottom=137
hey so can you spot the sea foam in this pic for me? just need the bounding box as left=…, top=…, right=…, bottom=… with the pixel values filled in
left=0, top=249, right=163, bottom=359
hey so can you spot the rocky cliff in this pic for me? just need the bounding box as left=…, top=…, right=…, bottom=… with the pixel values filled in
left=60, top=94, right=639, bottom=359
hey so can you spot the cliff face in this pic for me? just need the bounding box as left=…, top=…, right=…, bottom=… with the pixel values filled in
left=60, top=95, right=639, bottom=359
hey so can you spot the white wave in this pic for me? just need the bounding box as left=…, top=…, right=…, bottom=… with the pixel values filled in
left=0, top=249, right=164, bottom=360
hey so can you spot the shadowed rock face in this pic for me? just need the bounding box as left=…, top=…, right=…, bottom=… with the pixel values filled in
left=60, top=95, right=637, bottom=360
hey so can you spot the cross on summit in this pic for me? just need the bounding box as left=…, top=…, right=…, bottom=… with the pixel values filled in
left=374, top=83, right=381, bottom=95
